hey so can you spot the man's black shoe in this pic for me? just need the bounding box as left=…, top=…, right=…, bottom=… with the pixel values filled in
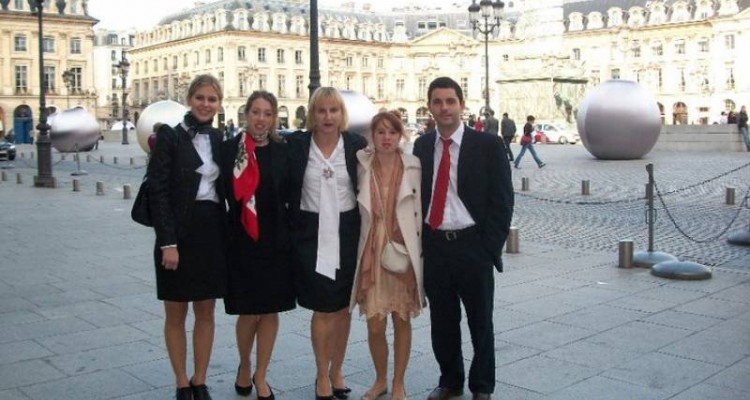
left=472, top=393, right=491, bottom=400
left=426, top=387, right=463, bottom=400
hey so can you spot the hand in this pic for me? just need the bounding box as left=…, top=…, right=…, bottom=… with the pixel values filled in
left=161, top=247, right=179, bottom=270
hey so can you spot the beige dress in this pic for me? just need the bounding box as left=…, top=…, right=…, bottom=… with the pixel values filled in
left=356, top=157, right=420, bottom=320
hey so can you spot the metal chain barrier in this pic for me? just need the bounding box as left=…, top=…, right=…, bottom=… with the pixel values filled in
left=657, top=161, right=750, bottom=196
left=514, top=191, right=643, bottom=205
left=654, top=180, right=750, bottom=244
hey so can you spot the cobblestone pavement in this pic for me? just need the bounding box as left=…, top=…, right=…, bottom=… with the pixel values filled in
left=0, top=141, right=748, bottom=400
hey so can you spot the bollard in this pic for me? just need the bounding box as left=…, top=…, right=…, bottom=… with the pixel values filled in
left=113, top=156, right=118, bottom=164
left=86, top=154, right=92, bottom=162
left=30, top=152, right=34, bottom=159
left=521, top=177, right=530, bottom=191
left=17, top=173, right=22, bottom=184
left=100, top=155, right=104, bottom=163
left=726, top=187, right=736, bottom=205
left=618, top=240, right=634, bottom=268
left=581, top=180, right=590, bottom=195
left=123, top=184, right=132, bottom=199
left=96, top=181, right=104, bottom=196
left=130, top=157, right=135, bottom=166
left=506, top=227, right=519, bottom=254
left=72, top=179, right=80, bottom=192
left=21, top=152, right=25, bottom=159
left=61, top=154, right=66, bottom=161
left=1, top=171, right=6, bottom=181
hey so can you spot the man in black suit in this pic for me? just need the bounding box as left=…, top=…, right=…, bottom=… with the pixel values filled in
left=413, top=77, right=514, bottom=400
left=500, top=113, right=516, bottom=161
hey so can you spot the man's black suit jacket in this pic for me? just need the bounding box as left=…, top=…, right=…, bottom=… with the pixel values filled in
left=412, top=126, right=514, bottom=271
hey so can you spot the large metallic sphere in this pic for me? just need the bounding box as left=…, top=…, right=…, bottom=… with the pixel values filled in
left=49, top=107, right=100, bottom=152
left=340, top=90, right=378, bottom=135
left=135, top=100, right=187, bottom=154
left=577, top=80, right=661, bottom=160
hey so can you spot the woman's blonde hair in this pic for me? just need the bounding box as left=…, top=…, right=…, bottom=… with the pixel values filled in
left=305, top=87, right=348, bottom=132
left=187, top=74, right=223, bottom=102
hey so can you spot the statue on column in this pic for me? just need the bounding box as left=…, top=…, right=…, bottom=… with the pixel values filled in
left=82, top=0, right=88, bottom=15
left=56, top=0, right=66, bottom=14
left=0, top=0, right=10, bottom=11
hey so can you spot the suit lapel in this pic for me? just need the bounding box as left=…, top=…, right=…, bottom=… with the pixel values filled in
left=422, top=131, right=436, bottom=200
left=457, top=128, right=479, bottom=197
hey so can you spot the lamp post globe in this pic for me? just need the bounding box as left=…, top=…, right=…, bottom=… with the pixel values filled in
left=30, top=0, right=55, bottom=187
left=468, top=0, right=504, bottom=113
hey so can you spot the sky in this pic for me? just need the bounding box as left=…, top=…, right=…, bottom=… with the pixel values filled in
left=88, top=0, right=458, bottom=30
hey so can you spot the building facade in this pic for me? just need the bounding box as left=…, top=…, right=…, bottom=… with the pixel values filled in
left=92, top=29, right=134, bottom=127
left=0, top=0, right=98, bottom=140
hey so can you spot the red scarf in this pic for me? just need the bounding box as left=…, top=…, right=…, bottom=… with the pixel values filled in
left=232, top=132, right=260, bottom=240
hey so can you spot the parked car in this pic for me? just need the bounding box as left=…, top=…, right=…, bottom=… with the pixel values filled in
left=534, top=122, right=579, bottom=144
left=0, top=140, right=16, bottom=161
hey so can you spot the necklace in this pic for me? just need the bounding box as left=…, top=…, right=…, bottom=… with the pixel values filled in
left=252, top=133, right=269, bottom=144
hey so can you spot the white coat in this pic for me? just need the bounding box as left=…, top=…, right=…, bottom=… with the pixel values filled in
left=349, top=148, right=426, bottom=314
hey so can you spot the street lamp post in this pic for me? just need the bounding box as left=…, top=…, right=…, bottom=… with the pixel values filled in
left=114, top=51, right=130, bottom=144
left=308, top=0, right=321, bottom=99
left=468, top=0, right=504, bottom=113
left=62, top=69, right=74, bottom=109
left=30, top=0, right=55, bottom=187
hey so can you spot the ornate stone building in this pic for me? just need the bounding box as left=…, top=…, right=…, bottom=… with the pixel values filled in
left=0, top=0, right=98, bottom=139
left=92, top=29, right=135, bottom=126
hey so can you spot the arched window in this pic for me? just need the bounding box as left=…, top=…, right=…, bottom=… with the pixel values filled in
left=416, top=107, right=430, bottom=124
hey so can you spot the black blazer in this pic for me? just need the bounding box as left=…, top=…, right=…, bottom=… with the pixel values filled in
left=220, top=135, right=291, bottom=250
left=285, top=130, right=367, bottom=224
left=412, top=126, right=514, bottom=271
left=148, top=123, right=226, bottom=247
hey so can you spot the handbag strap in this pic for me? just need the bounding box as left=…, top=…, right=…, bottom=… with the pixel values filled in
left=371, top=166, right=395, bottom=244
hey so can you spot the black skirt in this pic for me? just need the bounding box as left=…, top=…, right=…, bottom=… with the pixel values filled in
left=292, top=208, right=360, bottom=312
left=153, top=201, right=227, bottom=302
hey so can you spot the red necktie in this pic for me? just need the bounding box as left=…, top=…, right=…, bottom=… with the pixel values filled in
left=428, top=138, right=452, bottom=230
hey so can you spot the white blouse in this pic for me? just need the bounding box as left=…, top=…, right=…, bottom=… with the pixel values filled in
left=192, top=133, right=220, bottom=203
left=300, top=135, right=356, bottom=213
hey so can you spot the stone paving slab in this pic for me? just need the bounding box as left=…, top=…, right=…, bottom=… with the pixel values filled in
left=1, top=144, right=749, bottom=399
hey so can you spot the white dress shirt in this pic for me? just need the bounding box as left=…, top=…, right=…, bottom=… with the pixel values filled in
left=192, top=133, right=220, bottom=203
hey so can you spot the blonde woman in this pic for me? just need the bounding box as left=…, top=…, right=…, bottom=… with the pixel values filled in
left=350, top=111, right=424, bottom=400
left=286, top=87, right=367, bottom=400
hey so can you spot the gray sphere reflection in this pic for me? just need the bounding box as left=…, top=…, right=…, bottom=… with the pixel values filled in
left=340, top=90, right=377, bottom=135
left=49, top=107, right=100, bottom=152
left=135, top=100, right=187, bottom=154
left=577, top=80, right=661, bottom=160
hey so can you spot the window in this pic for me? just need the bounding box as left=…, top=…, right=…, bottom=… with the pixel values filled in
left=163, top=58, right=168, bottom=70
left=14, top=35, right=27, bottom=51
left=183, top=54, right=188, bottom=67
left=591, top=70, right=600, bottom=86
left=70, top=0, right=77, bottom=13
left=258, top=47, right=266, bottom=63
left=296, top=75, right=304, bottom=98
left=362, top=56, right=369, bottom=68
left=377, top=77, right=385, bottom=100
left=194, top=51, right=200, bottom=66
left=70, top=38, right=81, bottom=54
left=295, top=50, right=303, bottom=65
left=205, top=49, right=211, bottom=64
left=172, top=56, right=178, bottom=69
left=346, top=75, right=352, bottom=90
left=111, top=50, right=117, bottom=61
left=679, top=68, right=686, bottom=91
left=502, top=54, right=509, bottom=62
left=278, top=74, right=286, bottom=97
left=144, top=60, right=148, bottom=73
left=276, top=49, right=284, bottom=64
left=112, top=78, right=117, bottom=90
left=43, top=66, right=55, bottom=93
left=107, top=34, right=118, bottom=45
left=258, top=74, right=267, bottom=91
left=153, top=80, right=159, bottom=98
left=15, top=65, right=28, bottom=93
left=657, top=68, right=663, bottom=89
left=725, top=34, right=734, bottom=50
left=70, top=67, right=82, bottom=91
left=460, top=77, right=469, bottom=99
left=572, top=48, right=580, bottom=60
left=631, top=42, right=641, bottom=58
left=238, top=73, right=246, bottom=96
left=362, top=76, right=370, bottom=96
left=43, top=36, right=55, bottom=53
left=698, top=38, right=709, bottom=53
left=726, top=68, right=735, bottom=89
left=377, top=57, right=384, bottom=69
left=238, top=46, right=246, bottom=61
left=154, top=59, right=158, bottom=72
left=218, top=47, right=223, bottom=62
left=675, top=40, right=685, bottom=55
left=652, top=42, right=663, bottom=56
left=346, top=56, right=353, bottom=67
left=611, top=68, right=620, bottom=79
left=396, top=79, right=405, bottom=99
left=418, top=77, right=427, bottom=100
left=14, top=0, right=24, bottom=10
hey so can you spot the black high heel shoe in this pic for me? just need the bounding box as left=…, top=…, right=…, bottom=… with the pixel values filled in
left=330, top=375, right=351, bottom=399
left=253, top=374, right=275, bottom=400
left=234, top=366, right=253, bottom=396
left=315, top=379, right=335, bottom=400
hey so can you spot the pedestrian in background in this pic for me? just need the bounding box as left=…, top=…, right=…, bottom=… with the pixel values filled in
left=285, top=87, right=367, bottom=400
left=351, top=110, right=425, bottom=400
left=413, top=77, right=514, bottom=400
left=739, top=105, right=749, bottom=151
left=222, top=91, right=295, bottom=400
left=483, top=109, right=499, bottom=136
left=500, top=112, right=516, bottom=161
left=514, top=115, right=546, bottom=169
left=147, top=74, right=227, bottom=400
left=473, top=114, right=484, bottom=132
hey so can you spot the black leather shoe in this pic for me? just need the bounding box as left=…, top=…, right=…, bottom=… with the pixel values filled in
left=472, top=393, right=491, bottom=400
left=426, top=387, right=463, bottom=400
left=253, top=374, right=275, bottom=400
left=175, top=387, right=193, bottom=400
left=332, top=386, right=351, bottom=399
left=234, top=366, right=253, bottom=396
left=190, top=381, right=212, bottom=400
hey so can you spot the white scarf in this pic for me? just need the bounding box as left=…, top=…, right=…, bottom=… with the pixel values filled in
left=312, top=137, right=343, bottom=280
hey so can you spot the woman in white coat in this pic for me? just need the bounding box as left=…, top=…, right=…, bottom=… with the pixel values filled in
left=350, top=110, right=425, bottom=400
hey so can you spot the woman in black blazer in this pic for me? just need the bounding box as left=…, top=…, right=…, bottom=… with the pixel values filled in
left=222, top=91, right=294, bottom=400
left=147, top=74, right=226, bottom=400
left=286, top=87, right=366, bottom=400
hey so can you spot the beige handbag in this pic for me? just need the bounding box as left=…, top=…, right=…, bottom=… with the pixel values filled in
left=373, top=171, right=410, bottom=274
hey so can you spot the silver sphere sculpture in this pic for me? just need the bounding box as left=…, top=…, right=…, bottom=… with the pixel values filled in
left=340, top=90, right=378, bottom=135
left=135, top=100, right=188, bottom=154
left=49, top=107, right=100, bottom=152
left=576, top=80, right=661, bottom=160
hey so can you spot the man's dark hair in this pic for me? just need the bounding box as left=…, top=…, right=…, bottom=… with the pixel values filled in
left=502, top=113, right=508, bottom=118
left=428, top=77, right=464, bottom=104
left=527, top=115, right=535, bottom=122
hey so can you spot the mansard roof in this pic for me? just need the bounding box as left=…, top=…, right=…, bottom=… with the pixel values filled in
left=564, top=0, right=750, bottom=16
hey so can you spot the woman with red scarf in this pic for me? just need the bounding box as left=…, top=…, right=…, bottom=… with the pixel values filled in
left=221, top=91, right=294, bottom=400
